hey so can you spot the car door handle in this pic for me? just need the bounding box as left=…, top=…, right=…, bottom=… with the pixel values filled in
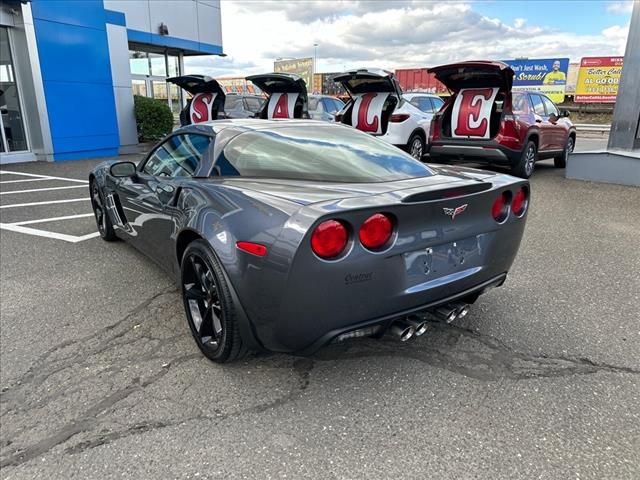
left=154, top=184, right=174, bottom=195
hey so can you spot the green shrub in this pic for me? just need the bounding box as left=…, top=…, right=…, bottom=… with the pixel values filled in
left=133, top=95, right=174, bottom=141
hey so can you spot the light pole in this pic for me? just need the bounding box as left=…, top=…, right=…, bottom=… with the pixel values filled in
left=313, top=43, right=318, bottom=74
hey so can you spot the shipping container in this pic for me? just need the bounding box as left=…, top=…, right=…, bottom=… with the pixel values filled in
left=394, top=68, right=448, bottom=95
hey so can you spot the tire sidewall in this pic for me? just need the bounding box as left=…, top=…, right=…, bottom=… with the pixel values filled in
left=514, top=140, right=537, bottom=178
left=181, top=240, right=236, bottom=362
left=408, top=133, right=424, bottom=160
left=90, top=180, right=116, bottom=240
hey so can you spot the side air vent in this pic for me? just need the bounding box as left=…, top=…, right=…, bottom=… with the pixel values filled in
left=402, top=183, right=492, bottom=203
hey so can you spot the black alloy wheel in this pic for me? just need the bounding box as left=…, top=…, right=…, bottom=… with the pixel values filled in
left=554, top=136, right=574, bottom=168
left=90, top=181, right=116, bottom=241
left=408, top=133, right=425, bottom=160
left=512, top=140, right=537, bottom=179
left=181, top=240, right=245, bottom=362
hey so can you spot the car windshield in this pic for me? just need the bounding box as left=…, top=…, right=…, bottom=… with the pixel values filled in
left=215, top=125, right=434, bottom=182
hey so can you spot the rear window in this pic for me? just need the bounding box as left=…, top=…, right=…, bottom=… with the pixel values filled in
left=308, top=97, right=320, bottom=110
left=224, top=96, right=243, bottom=111
left=512, top=92, right=529, bottom=114
left=214, top=125, right=434, bottom=182
left=245, top=96, right=264, bottom=113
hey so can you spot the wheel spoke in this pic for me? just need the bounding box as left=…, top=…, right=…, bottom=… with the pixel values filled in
left=184, top=283, right=207, bottom=301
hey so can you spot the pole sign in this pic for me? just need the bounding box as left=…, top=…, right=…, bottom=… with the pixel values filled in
left=502, top=58, right=570, bottom=103
left=575, top=57, right=624, bottom=103
left=274, top=57, right=313, bottom=89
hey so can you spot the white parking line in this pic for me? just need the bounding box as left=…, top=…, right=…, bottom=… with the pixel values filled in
left=0, top=178, right=53, bottom=184
left=0, top=170, right=89, bottom=184
left=0, top=223, right=100, bottom=243
left=0, top=198, right=90, bottom=209
left=0, top=185, right=88, bottom=195
left=10, top=213, right=95, bottom=226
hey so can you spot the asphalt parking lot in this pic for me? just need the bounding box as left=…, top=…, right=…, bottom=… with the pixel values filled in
left=1, top=138, right=639, bottom=479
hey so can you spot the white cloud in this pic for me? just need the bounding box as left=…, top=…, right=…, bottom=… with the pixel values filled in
left=184, top=1, right=631, bottom=78
left=606, top=1, right=634, bottom=14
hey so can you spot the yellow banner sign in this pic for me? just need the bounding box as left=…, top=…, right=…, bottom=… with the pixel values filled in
left=575, top=56, right=623, bottom=103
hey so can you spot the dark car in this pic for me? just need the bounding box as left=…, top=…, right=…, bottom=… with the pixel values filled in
left=89, top=119, right=529, bottom=363
left=308, top=95, right=345, bottom=122
left=427, top=61, right=576, bottom=178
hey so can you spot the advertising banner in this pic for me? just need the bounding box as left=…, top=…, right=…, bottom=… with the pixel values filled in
left=575, top=56, right=624, bottom=103
left=502, top=58, right=570, bottom=103
left=274, top=57, right=313, bottom=89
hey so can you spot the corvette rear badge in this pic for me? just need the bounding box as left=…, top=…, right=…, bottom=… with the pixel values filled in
left=443, top=204, right=468, bottom=220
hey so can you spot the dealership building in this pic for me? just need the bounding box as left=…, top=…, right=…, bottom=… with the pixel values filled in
left=0, top=0, right=223, bottom=164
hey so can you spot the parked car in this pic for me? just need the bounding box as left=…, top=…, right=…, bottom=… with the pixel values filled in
left=333, top=69, right=433, bottom=160
left=167, top=75, right=225, bottom=126
left=89, top=119, right=529, bottom=362
left=221, top=93, right=265, bottom=119
left=308, top=95, right=345, bottom=122
left=427, top=61, right=576, bottom=178
left=403, top=92, right=445, bottom=115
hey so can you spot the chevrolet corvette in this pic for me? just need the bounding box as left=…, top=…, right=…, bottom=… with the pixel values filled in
left=90, top=119, right=529, bottom=362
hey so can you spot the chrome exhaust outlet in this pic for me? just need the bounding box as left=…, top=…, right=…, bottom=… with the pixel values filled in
left=390, top=321, right=416, bottom=342
left=405, top=315, right=429, bottom=336
left=432, top=306, right=458, bottom=324
left=451, top=302, right=471, bottom=320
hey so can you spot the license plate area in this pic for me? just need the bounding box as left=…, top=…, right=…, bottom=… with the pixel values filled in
left=403, top=236, right=482, bottom=285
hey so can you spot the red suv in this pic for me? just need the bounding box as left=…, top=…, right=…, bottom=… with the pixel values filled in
left=427, top=61, right=576, bottom=178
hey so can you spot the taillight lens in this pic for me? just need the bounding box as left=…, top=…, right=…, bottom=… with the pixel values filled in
left=390, top=113, right=410, bottom=123
left=311, top=220, right=348, bottom=259
left=492, top=192, right=510, bottom=223
left=512, top=186, right=529, bottom=216
left=429, top=116, right=441, bottom=142
left=359, top=213, right=393, bottom=250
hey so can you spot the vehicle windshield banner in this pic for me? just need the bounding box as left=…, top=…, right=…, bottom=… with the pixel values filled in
left=502, top=58, right=569, bottom=103
left=267, top=92, right=299, bottom=119
left=351, top=92, right=390, bottom=135
left=189, top=92, right=218, bottom=123
left=451, top=87, right=499, bottom=139
left=574, top=57, right=623, bottom=103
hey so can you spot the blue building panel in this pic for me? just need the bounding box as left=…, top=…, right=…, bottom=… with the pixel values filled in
left=33, top=19, right=113, bottom=85
left=31, top=0, right=120, bottom=161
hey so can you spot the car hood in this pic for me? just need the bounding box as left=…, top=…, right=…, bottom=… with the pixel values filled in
left=428, top=61, right=514, bottom=92
left=333, top=68, right=403, bottom=97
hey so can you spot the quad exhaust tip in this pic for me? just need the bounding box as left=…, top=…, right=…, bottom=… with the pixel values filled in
left=405, top=315, right=429, bottom=336
left=390, top=321, right=415, bottom=342
left=451, top=302, right=470, bottom=320
left=431, top=303, right=471, bottom=323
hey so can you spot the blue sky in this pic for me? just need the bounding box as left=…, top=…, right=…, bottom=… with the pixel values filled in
left=473, top=0, right=633, bottom=34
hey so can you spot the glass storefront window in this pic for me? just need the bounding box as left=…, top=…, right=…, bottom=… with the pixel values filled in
left=168, top=55, right=180, bottom=77
left=129, top=50, right=149, bottom=76
left=152, top=81, right=168, bottom=102
left=149, top=53, right=167, bottom=77
left=131, top=79, right=147, bottom=97
left=0, top=27, right=28, bottom=153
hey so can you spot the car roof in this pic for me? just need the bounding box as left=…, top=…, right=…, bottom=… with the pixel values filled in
left=175, top=118, right=344, bottom=136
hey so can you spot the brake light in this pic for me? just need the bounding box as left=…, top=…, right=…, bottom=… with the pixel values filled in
left=359, top=213, right=393, bottom=250
left=512, top=186, right=529, bottom=216
left=491, top=192, right=510, bottom=223
left=390, top=113, right=410, bottom=123
left=311, top=220, right=349, bottom=259
left=236, top=241, right=267, bottom=257
left=429, top=116, right=441, bottom=142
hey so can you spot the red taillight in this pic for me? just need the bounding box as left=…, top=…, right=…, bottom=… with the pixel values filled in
left=390, top=113, right=410, bottom=123
left=512, top=186, right=529, bottom=216
left=429, top=116, right=441, bottom=142
left=359, top=213, right=393, bottom=250
left=311, top=220, right=348, bottom=259
left=236, top=241, right=267, bottom=257
left=492, top=192, right=510, bottom=223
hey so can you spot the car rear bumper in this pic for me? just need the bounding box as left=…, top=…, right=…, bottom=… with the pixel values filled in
left=429, top=142, right=521, bottom=165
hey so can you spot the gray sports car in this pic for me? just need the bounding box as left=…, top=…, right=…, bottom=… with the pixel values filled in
left=89, top=119, right=529, bottom=362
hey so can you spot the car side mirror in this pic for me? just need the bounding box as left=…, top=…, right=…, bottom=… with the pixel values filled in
left=110, top=161, right=137, bottom=178
left=561, top=110, right=570, bottom=118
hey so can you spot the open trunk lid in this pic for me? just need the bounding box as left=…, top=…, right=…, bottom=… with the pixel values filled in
left=428, top=61, right=514, bottom=92
left=332, top=69, right=403, bottom=135
left=167, top=75, right=226, bottom=126
left=245, top=73, right=309, bottom=119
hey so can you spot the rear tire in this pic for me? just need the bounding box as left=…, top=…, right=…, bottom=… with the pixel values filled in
left=90, top=180, right=117, bottom=241
left=512, top=140, right=537, bottom=178
left=407, top=132, right=425, bottom=160
left=554, top=135, right=574, bottom=168
left=181, top=240, right=246, bottom=363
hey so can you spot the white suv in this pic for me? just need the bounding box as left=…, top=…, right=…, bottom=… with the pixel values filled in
left=333, top=69, right=438, bottom=159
